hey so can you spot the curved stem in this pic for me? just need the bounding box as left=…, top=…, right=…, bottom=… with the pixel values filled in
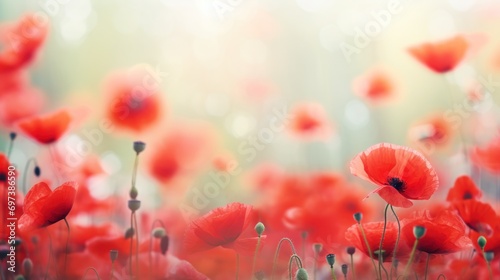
left=63, top=218, right=70, bottom=278
left=22, top=157, right=38, bottom=194
left=378, top=204, right=390, bottom=280
left=44, top=232, right=53, bottom=280
left=390, top=205, right=401, bottom=278
left=288, top=254, right=303, bottom=280
left=359, top=223, right=379, bottom=279
left=271, top=238, right=301, bottom=280
left=81, top=267, right=101, bottom=280
left=437, top=274, right=447, bottom=280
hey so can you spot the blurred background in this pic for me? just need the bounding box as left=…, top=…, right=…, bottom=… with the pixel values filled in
left=1, top=0, right=500, bottom=211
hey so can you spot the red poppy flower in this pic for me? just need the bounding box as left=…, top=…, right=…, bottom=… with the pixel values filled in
left=0, top=13, right=49, bottom=73
left=352, top=69, right=395, bottom=104
left=451, top=200, right=496, bottom=237
left=345, top=221, right=410, bottom=262
left=446, top=175, right=482, bottom=202
left=183, top=202, right=261, bottom=254
left=288, top=102, right=333, bottom=141
left=104, top=65, right=163, bottom=133
left=17, top=109, right=71, bottom=144
left=470, top=136, right=500, bottom=174
left=408, top=35, right=468, bottom=73
left=409, top=113, right=453, bottom=151
left=18, top=181, right=77, bottom=232
left=147, top=122, right=215, bottom=184
left=350, top=143, right=439, bottom=207
left=0, top=86, right=44, bottom=128
left=402, top=210, right=471, bottom=254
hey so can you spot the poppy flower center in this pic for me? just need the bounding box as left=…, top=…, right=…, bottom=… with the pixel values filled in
left=462, top=191, right=473, bottom=199
left=387, top=177, right=405, bottom=192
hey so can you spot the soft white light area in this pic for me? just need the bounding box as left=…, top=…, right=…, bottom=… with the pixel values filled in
left=345, top=99, right=370, bottom=128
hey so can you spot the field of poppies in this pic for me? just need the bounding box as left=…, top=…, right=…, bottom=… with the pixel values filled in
left=1, top=1, right=500, bottom=279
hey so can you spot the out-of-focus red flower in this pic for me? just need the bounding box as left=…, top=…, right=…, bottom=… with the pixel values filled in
left=147, top=122, right=215, bottom=185
left=18, top=181, right=77, bottom=232
left=409, top=113, right=453, bottom=151
left=350, top=143, right=439, bottom=207
left=452, top=200, right=496, bottom=237
left=470, top=219, right=500, bottom=258
left=408, top=35, right=468, bottom=73
left=402, top=210, right=471, bottom=254
left=0, top=13, right=49, bottom=73
left=288, top=102, right=333, bottom=141
left=183, top=202, right=261, bottom=254
left=17, top=109, right=72, bottom=144
left=104, top=64, right=163, bottom=133
left=446, top=175, right=482, bottom=202
left=352, top=69, right=395, bottom=104
left=471, top=136, right=500, bottom=174
left=166, top=255, right=209, bottom=280
left=345, top=221, right=410, bottom=262
left=0, top=86, right=44, bottom=128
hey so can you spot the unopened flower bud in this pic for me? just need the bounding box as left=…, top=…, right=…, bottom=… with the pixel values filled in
left=160, top=235, right=169, bottom=255
left=10, top=132, right=16, bottom=140
left=128, top=199, right=141, bottom=212
left=129, top=187, right=138, bottom=200
left=478, top=236, right=487, bottom=250
left=255, top=222, right=265, bottom=237
left=125, top=228, right=135, bottom=239
left=296, top=268, right=308, bottom=280
left=326, top=254, right=335, bottom=267
left=133, top=141, right=146, bottom=154
left=22, top=258, right=33, bottom=276
left=313, top=243, right=322, bottom=254
left=413, top=225, right=426, bottom=239
left=485, top=251, right=494, bottom=262
left=14, top=276, right=25, bottom=280
left=109, top=250, right=119, bottom=261
left=34, top=166, right=41, bottom=177
left=341, top=264, right=348, bottom=277
left=346, top=246, right=356, bottom=255
left=353, top=212, right=362, bottom=223
left=152, top=227, right=166, bottom=238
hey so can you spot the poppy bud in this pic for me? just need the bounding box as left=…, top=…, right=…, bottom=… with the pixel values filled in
left=413, top=225, right=426, bottom=239
left=10, top=132, right=16, bottom=140
left=296, top=268, right=308, bottom=280
left=34, top=166, right=41, bottom=177
left=0, top=245, right=9, bottom=259
left=392, top=259, right=399, bottom=269
left=125, top=227, right=135, bottom=239
left=13, top=238, right=22, bottom=247
left=326, top=254, right=335, bottom=267
left=14, top=276, right=25, bottom=280
left=255, top=271, right=265, bottom=280
left=133, top=141, right=146, bottom=154
left=109, top=250, right=119, bottom=261
left=313, top=243, right=322, bottom=254
left=23, top=258, right=33, bottom=276
left=484, top=251, right=494, bottom=262
left=353, top=212, right=362, bottom=223
left=129, top=187, right=138, bottom=200
left=128, top=199, right=141, bottom=212
left=255, top=222, right=265, bottom=237
left=152, top=227, right=166, bottom=238
left=346, top=246, right=356, bottom=255
left=341, top=264, right=348, bottom=277
left=160, top=235, right=169, bottom=255
left=478, top=236, right=487, bottom=250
